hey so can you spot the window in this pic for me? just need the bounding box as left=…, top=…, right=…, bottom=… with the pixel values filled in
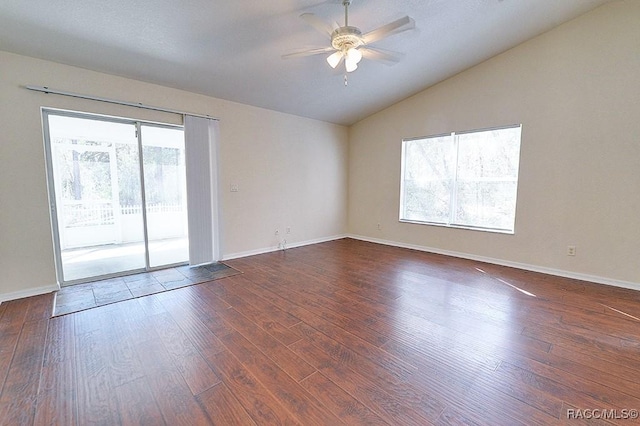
left=400, top=125, right=522, bottom=233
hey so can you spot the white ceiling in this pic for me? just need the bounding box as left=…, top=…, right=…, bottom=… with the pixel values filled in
left=0, top=0, right=612, bottom=125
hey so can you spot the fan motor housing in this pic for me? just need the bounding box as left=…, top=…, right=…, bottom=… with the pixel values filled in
left=331, top=26, right=363, bottom=50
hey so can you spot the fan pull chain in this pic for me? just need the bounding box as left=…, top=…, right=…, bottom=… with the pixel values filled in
left=344, top=74, right=348, bottom=86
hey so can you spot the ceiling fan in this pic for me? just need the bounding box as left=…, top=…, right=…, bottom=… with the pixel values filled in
left=283, top=0, right=415, bottom=74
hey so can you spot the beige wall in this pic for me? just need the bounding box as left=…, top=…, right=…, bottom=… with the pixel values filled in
left=348, top=1, right=640, bottom=287
left=0, top=51, right=348, bottom=300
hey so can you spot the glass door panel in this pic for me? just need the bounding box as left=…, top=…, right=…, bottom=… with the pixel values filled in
left=46, top=114, right=146, bottom=282
left=140, top=125, right=189, bottom=268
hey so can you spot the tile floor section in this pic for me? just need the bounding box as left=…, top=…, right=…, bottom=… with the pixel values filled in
left=52, top=263, right=241, bottom=317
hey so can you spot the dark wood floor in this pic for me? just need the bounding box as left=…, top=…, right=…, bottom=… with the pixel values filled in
left=1, top=238, right=639, bottom=425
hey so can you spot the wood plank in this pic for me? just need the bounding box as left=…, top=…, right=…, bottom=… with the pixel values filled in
left=549, top=344, right=640, bottom=385
left=293, top=321, right=416, bottom=384
left=24, top=293, right=55, bottom=323
left=33, top=315, right=77, bottom=426
left=196, top=382, right=257, bottom=426
left=154, top=291, right=227, bottom=356
left=114, top=377, right=164, bottom=425
left=145, top=369, right=212, bottom=424
left=74, top=329, right=122, bottom=425
left=0, top=329, right=21, bottom=396
left=0, top=298, right=31, bottom=391
left=0, top=318, right=48, bottom=424
left=293, top=323, right=453, bottom=423
left=0, top=298, right=32, bottom=333
left=34, top=387, right=76, bottom=426
left=213, top=330, right=343, bottom=424
left=212, top=307, right=315, bottom=382
left=507, top=343, right=640, bottom=398
left=128, top=318, right=176, bottom=375
left=299, top=371, right=389, bottom=425
left=204, top=349, right=303, bottom=425
left=497, top=358, right=640, bottom=411
left=435, top=405, right=494, bottom=426
left=144, top=311, right=220, bottom=395
left=523, top=325, right=638, bottom=366
left=207, top=276, right=301, bottom=327
left=289, top=337, right=441, bottom=425
left=134, top=293, right=168, bottom=317
left=0, top=301, right=7, bottom=320
left=488, top=361, right=566, bottom=419
left=205, top=277, right=304, bottom=345
left=238, top=274, right=390, bottom=348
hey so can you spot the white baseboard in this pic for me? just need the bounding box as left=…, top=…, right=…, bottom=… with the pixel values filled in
left=0, top=283, right=60, bottom=304
left=222, top=234, right=348, bottom=261
left=348, top=234, right=640, bottom=292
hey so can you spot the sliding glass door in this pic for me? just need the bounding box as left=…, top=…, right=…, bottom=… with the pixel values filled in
left=43, top=110, right=188, bottom=285
left=140, top=124, right=189, bottom=268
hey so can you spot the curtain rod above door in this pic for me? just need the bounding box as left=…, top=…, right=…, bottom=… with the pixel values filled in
left=24, top=85, right=219, bottom=121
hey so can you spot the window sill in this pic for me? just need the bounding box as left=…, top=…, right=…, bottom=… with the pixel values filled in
left=399, top=219, right=514, bottom=235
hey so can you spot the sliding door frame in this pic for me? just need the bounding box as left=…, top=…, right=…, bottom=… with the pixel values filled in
left=42, top=108, right=188, bottom=287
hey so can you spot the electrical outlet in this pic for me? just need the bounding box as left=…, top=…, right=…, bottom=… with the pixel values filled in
left=567, top=245, right=576, bottom=256
left=286, top=227, right=291, bottom=234
left=275, top=230, right=279, bottom=236
left=377, top=223, right=382, bottom=231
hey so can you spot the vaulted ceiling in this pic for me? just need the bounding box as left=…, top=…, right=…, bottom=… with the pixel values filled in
left=0, top=0, right=612, bottom=125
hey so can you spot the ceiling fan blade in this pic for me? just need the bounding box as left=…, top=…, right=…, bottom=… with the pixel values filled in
left=300, top=13, right=338, bottom=38
left=282, top=46, right=335, bottom=59
left=359, top=46, right=404, bottom=64
left=362, top=15, right=415, bottom=44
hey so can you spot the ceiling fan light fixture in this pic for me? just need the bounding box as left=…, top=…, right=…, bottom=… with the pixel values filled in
left=344, top=47, right=361, bottom=72
left=285, top=0, right=414, bottom=79
left=345, top=57, right=358, bottom=73
left=346, top=47, right=362, bottom=65
left=327, top=51, right=343, bottom=68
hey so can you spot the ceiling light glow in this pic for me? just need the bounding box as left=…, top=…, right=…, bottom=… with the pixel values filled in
left=326, top=51, right=343, bottom=68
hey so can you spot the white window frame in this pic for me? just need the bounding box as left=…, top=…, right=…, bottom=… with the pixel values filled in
left=399, top=124, right=522, bottom=234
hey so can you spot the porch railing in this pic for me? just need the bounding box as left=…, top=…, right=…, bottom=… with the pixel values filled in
left=63, top=201, right=185, bottom=227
